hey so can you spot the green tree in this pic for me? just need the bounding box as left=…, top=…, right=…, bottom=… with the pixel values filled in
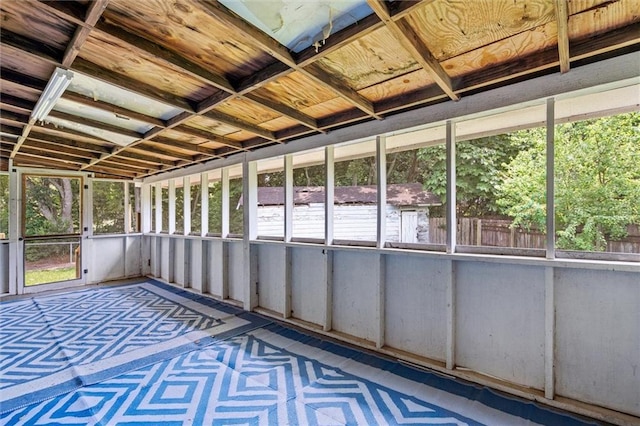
left=93, top=181, right=125, bottom=234
left=498, top=112, right=640, bottom=251
left=0, top=175, right=8, bottom=238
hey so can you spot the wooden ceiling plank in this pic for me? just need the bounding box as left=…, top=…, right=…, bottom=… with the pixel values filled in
left=0, top=29, right=63, bottom=65
left=303, top=63, right=380, bottom=118
left=367, top=0, right=458, bottom=101
left=99, top=158, right=154, bottom=172
left=28, top=131, right=112, bottom=154
left=0, top=111, right=29, bottom=127
left=18, top=147, right=89, bottom=165
left=117, top=150, right=176, bottom=166
left=62, top=0, right=110, bottom=67
left=555, top=0, right=571, bottom=73
left=94, top=20, right=236, bottom=93
left=243, top=93, right=322, bottom=132
left=85, top=165, right=139, bottom=178
left=201, top=110, right=276, bottom=141
left=133, top=143, right=195, bottom=162
left=22, top=139, right=101, bottom=159
left=150, top=136, right=222, bottom=158
left=61, top=91, right=166, bottom=127
left=0, top=95, right=35, bottom=114
left=23, top=0, right=89, bottom=28
left=171, top=125, right=247, bottom=150
left=13, top=154, right=82, bottom=171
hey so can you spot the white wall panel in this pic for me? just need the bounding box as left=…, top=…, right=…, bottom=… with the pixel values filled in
left=90, top=237, right=125, bottom=282
left=0, top=242, right=10, bottom=293
left=227, top=241, right=244, bottom=302
left=256, top=244, right=286, bottom=314
left=173, top=239, right=187, bottom=287
left=291, top=246, right=327, bottom=326
left=124, top=236, right=141, bottom=277
left=384, top=254, right=447, bottom=361
left=455, top=261, right=545, bottom=390
left=160, top=237, right=173, bottom=283
left=207, top=240, right=225, bottom=297
left=190, top=239, right=205, bottom=293
left=332, top=250, right=380, bottom=342
left=555, top=268, right=640, bottom=416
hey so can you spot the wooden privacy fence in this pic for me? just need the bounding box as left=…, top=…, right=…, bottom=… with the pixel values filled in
left=428, top=218, right=640, bottom=253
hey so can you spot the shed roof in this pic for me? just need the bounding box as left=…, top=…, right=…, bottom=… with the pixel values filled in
left=1, top=1, right=638, bottom=179
left=249, top=183, right=441, bottom=206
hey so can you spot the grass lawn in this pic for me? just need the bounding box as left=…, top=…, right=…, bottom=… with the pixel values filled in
left=25, top=267, right=77, bottom=286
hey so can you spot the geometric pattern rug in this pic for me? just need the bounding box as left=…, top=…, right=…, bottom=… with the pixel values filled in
left=0, top=280, right=601, bottom=425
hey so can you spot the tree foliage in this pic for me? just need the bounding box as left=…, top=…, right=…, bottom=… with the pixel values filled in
left=498, top=112, right=639, bottom=251
left=0, top=175, right=8, bottom=237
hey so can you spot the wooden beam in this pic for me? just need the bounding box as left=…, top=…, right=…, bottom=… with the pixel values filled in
left=150, top=136, right=223, bottom=157
left=117, top=150, right=177, bottom=166
left=158, top=125, right=246, bottom=151
left=367, top=0, right=459, bottom=101
left=62, top=0, right=110, bottom=67
left=13, top=154, right=81, bottom=171
left=0, top=95, right=35, bottom=114
left=554, top=0, right=570, bottom=73
left=28, top=130, right=112, bottom=153
left=18, top=147, right=89, bottom=166
left=133, top=143, right=196, bottom=162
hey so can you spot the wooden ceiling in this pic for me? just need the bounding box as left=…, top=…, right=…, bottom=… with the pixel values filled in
left=0, top=0, right=638, bottom=179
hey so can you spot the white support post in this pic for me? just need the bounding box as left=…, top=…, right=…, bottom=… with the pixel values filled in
left=445, top=259, right=456, bottom=369
left=284, top=155, right=293, bottom=319
left=8, top=164, right=18, bottom=295
left=183, top=176, right=191, bottom=236
left=284, top=155, right=293, bottom=242
left=376, top=136, right=387, bottom=248
left=323, top=248, right=333, bottom=331
left=168, top=179, right=176, bottom=234
left=376, top=253, right=386, bottom=348
left=82, top=175, right=91, bottom=283
left=325, top=146, right=334, bottom=246
left=546, top=98, right=556, bottom=259
left=86, top=177, right=94, bottom=238
left=200, top=172, right=209, bottom=237
left=124, top=181, right=131, bottom=234
left=154, top=182, right=162, bottom=233
left=243, top=160, right=258, bottom=310
left=544, top=266, right=555, bottom=399
left=221, top=168, right=229, bottom=238
left=141, top=184, right=152, bottom=234
left=446, top=120, right=456, bottom=254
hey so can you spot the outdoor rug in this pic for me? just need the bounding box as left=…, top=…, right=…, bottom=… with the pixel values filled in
left=1, top=280, right=602, bottom=425
left=0, top=279, right=268, bottom=413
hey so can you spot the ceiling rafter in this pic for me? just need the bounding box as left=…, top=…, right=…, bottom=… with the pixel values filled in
left=47, top=110, right=143, bottom=140
left=554, top=0, right=571, bottom=73
left=22, top=139, right=101, bottom=160
left=62, top=0, right=110, bottom=67
left=366, top=0, right=459, bottom=101
left=199, top=0, right=381, bottom=119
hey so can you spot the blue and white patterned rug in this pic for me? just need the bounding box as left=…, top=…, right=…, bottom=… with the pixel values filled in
left=0, top=280, right=599, bottom=425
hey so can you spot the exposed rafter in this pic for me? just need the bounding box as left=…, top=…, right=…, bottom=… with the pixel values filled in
left=367, top=0, right=459, bottom=101
left=554, top=0, right=571, bottom=73
left=62, top=0, right=110, bottom=67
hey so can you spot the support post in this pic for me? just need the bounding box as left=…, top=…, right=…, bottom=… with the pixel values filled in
left=546, top=98, right=556, bottom=259
left=545, top=266, right=555, bottom=399
left=154, top=182, right=162, bottom=233
left=446, top=259, right=456, bottom=369
left=446, top=120, right=456, bottom=253
left=323, top=248, right=333, bottom=331
left=201, top=172, right=209, bottom=236
left=124, top=181, right=131, bottom=234
left=243, top=159, right=258, bottom=310
left=325, top=146, right=334, bottom=246
left=141, top=184, right=151, bottom=234
left=183, top=176, right=191, bottom=236
left=376, top=136, right=387, bottom=248
left=284, top=155, right=293, bottom=242
left=168, top=179, right=176, bottom=234
left=376, top=253, right=386, bottom=348
left=8, top=164, right=18, bottom=295
left=221, top=168, right=230, bottom=238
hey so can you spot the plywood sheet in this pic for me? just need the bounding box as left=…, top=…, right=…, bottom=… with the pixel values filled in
left=252, top=71, right=337, bottom=111
left=568, top=0, right=640, bottom=39
left=184, top=116, right=242, bottom=136
left=214, top=98, right=281, bottom=126
left=315, top=26, right=420, bottom=91
left=105, top=0, right=275, bottom=80
left=0, top=1, right=74, bottom=51
left=260, top=116, right=300, bottom=132
left=407, top=0, right=555, bottom=61
left=81, top=32, right=219, bottom=103
left=301, top=97, right=356, bottom=121
left=359, top=69, right=435, bottom=103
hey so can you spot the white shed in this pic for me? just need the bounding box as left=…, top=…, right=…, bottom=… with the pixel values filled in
left=246, top=183, right=441, bottom=242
